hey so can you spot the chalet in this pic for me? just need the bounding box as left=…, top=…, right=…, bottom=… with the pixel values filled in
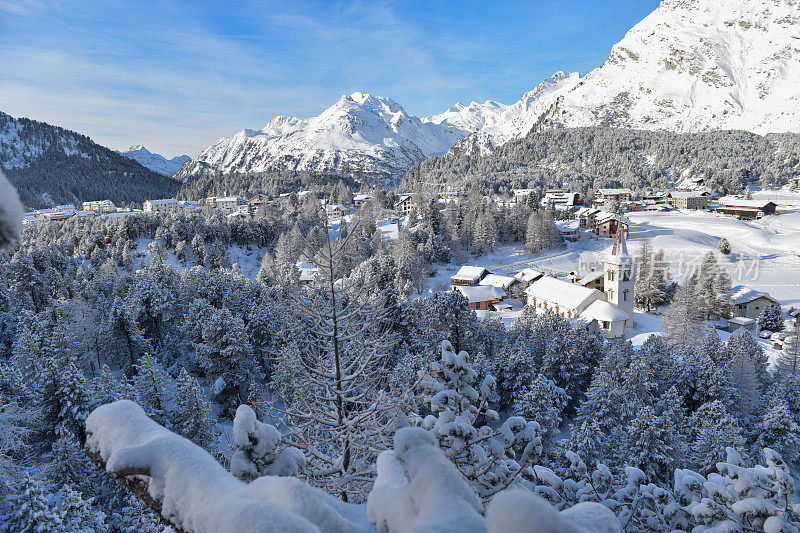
left=624, top=201, right=647, bottom=212
left=480, top=274, right=523, bottom=299
left=574, top=207, right=600, bottom=229
left=81, top=200, right=116, bottom=213
left=143, top=199, right=179, bottom=213
left=455, top=285, right=506, bottom=311
left=395, top=194, right=415, bottom=215
left=354, top=194, right=374, bottom=209
left=36, top=209, right=73, bottom=222
left=514, top=268, right=544, bottom=285
left=595, top=188, right=633, bottom=203
left=450, top=266, right=490, bottom=288
left=558, top=220, right=581, bottom=241
left=790, top=309, right=800, bottom=327
left=668, top=191, right=710, bottom=210
left=249, top=194, right=271, bottom=210
left=594, top=212, right=630, bottom=238
left=731, top=285, right=779, bottom=320
left=205, top=197, right=218, bottom=209
left=216, top=196, right=249, bottom=213
left=582, top=300, right=630, bottom=339
left=513, top=189, right=537, bottom=204
left=717, top=198, right=778, bottom=220
left=296, top=261, right=320, bottom=284
left=641, top=192, right=668, bottom=202
left=325, top=204, right=347, bottom=219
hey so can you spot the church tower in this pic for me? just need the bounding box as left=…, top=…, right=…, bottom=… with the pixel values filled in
left=604, top=222, right=634, bottom=328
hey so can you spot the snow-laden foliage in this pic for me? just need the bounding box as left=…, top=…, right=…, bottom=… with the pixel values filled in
left=412, top=341, right=543, bottom=501
left=230, top=405, right=305, bottom=481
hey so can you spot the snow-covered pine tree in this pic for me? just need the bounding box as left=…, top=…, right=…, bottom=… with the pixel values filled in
left=513, top=373, right=568, bottom=455
left=0, top=473, right=63, bottom=532
left=662, top=277, right=705, bottom=345
left=171, top=368, right=217, bottom=450
left=690, top=400, right=745, bottom=473
left=758, top=303, right=784, bottom=332
left=718, top=237, right=731, bottom=255
left=757, top=397, right=800, bottom=466
left=131, top=353, right=171, bottom=425
left=52, top=485, right=109, bottom=532
left=412, top=341, right=543, bottom=502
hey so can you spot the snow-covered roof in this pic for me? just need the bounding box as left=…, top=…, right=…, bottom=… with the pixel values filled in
left=731, top=285, right=776, bottom=305
left=669, top=191, right=708, bottom=198
left=455, top=285, right=505, bottom=304
left=217, top=196, right=247, bottom=203
left=578, top=271, right=604, bottom=285
left=597, top=188, right=632, bottom=196
left=514, top=268, right=544, bottom=283
left=512, top=189, right=536, bottom=195
left=790, top=309, right=800, bottom=318
left=451, top=266, right=488, bottom=282
left=718, top=197, right=776, bottom=209
left=579, top=300, right=629, bottom=323
left=595, top=211, right=630, bottom=224
left=325, top=204, right=346, bottom=211
left=558, top=220, right=580, bottom=232
left=145, top=198, right=178, bottom=205
left=479, top=274, right=517, bottom=290
left=354, top=194, right=373, bottom=201
left=728, top=316, right=756, bottom=325
left=525, top=276, right=601, bottom=310
left=296, top=261, right=320, bottom=282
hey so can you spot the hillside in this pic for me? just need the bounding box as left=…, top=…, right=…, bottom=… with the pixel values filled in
left=0, top=112, right=180, bottom=208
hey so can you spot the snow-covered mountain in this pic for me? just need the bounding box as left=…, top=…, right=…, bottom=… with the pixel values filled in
left=425, top=71, right=581, bottom=146
left=174, top=93, right=465, bottom=184
left=179, top=0, right=800, bottom=183
left=120, top=145, right=190, bottom=177
left=553, top=0, right=800, bottom=134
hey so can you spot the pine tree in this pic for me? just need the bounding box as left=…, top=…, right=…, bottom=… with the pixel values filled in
left=718, top=238, right=731, bottom=255
left=52, top=485, right=108, bottom=532
left=0, top=473, right=63, bottom=533
left=131, top=353, right=171, bottom=425
left=662, top=278, right=705, bottom=345
left=758, top=398, right=800, bottom=465
left=171, top=368, right=217, bottom=450
left=758, top=303, right=784, bottom=332
left=690, top=400, right=745, bottom=473
left=624, top=404, right=676, bottom=484
left=513, top=373, right=568, bottom=454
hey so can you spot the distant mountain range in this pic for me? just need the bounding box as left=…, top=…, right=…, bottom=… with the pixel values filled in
left=119, top=145, right=190, bottom=177
left=176, top=0, right=800, bottom=185
left=0, top=112, right=179, bottom=209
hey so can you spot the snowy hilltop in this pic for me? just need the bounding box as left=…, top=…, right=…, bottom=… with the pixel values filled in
left=119, top=145, right=191, bottom=177
left=553, top=0, right=800, bottom=133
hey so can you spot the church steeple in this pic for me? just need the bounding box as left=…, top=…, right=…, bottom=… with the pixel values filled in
left=604, top=221, right=634, bottom=328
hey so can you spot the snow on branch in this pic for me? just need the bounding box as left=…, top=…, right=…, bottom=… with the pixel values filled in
left=86, top=400, right=620, bottom=533
left=85, top=400, right=370, bottom=533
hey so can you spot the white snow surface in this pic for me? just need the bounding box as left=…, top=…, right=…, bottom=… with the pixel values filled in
left=119, top=145, right=191, bottom=176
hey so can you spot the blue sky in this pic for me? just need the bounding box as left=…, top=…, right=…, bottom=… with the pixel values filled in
left=0, top=0, right=659, bottom=157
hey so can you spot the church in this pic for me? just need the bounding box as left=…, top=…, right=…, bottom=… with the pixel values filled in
left=524, top=225, right=634, bottom=338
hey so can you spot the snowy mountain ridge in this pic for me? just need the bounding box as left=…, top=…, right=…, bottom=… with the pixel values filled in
left=119, top=145, right=191, bottom=177
left=173, top=93, right=466, bottom=184
left=176, top=0, right=800, bottom=184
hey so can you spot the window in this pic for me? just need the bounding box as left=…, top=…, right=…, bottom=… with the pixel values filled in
left=602, top=321, right=610, bottom=329
left=608, top=289, right=614, bottom=300
left=623, top=289, right=629, bottom=301
left=622, top=269, right=630, bottom=281
left=608, top=270, right=615, bottom=281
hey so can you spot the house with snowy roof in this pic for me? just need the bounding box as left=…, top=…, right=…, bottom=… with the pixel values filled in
left=668, top=191, right=710, bottom=210
left=479, top=274, right=522, bottom=299
left=450, top=266, right=490, bottom=288
left=730, top=285, right=778, bottom=320
left=594, top=212, right=630, bottom=238
left=354, top=194, right=374, bottom=209
left=144, top=199, right=179, bottom=214
left=455, top=285, right=506, bottom=311
left=716, top=197, right=777, bottom=219
left=595, top=188, right=632, bottom=203
left=514, top=268, right=544, bottom=285
left=394, top=194, right=416, bottom=214
left=524, top=225, right=633, bottom=337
